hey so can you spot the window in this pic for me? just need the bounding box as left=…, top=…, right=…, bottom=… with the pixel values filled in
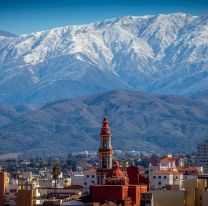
left=141, top=200, right=145, bottom=206
left=86, top=175, right=89, bottom=178
left=153, top=176, right=156, bottom=179
left=158, top=176, right=161, bottom=179
left=103, top=139, right=108, bottom=148
left=92, top=175, right=95, bottom=178
left=164, top=176, right=167, bottom=179
left=9, top=189, right=17, bottom=193
left=158, top=181, right=161, bottom=185
left=84, top=182, right=87, bottom=185
left=92, top=181, right=95, bottom=184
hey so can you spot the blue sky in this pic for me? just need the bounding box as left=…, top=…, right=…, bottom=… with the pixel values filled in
left=0, top=0, right=208, bottom=34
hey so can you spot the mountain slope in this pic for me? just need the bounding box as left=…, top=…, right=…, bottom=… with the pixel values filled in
left=0, top=90, right=208, bottom=157
left=0, top=104, right=39, bottom=127
left=0, top=13, right=207, bottom=104
left=0, top=29, right=16, bottom=37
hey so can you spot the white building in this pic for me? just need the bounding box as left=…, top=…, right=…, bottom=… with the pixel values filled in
left=150, top=170, right=183, bottom=190
left=159, top=154, right=184, bottom=171
left=176, top=166, right=203, bottom=180
left=149, top=154, right=202, bottom=191
left=71, top=171, right=85, bottom=186
left=70, top=169, right=96, bottom=193
left=83, top=169, right=96, bottom=193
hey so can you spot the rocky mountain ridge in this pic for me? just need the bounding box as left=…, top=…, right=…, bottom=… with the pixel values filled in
left=0, top=13, right=207, bottom=104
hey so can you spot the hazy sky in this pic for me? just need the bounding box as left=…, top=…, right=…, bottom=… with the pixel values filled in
left=0, top=0, right=208, bottom=34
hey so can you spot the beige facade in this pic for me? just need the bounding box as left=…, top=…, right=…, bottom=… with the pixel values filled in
left=152, top=190, right=185, bottom=206
left=141, top=177, right=208, bottom=206
left=22, top=171, right=33, bottom=181
left=202, top=191, right=208, bottom=206
left=183, top=178, right=208, bottom=206
left=141, top=190, right=185, bottom=206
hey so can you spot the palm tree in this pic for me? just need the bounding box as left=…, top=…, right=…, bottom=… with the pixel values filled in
left=52, top=164, right=61, bottom=195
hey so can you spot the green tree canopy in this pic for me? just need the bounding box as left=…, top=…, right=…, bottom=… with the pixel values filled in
left=52, top=164, right=61, bottom=181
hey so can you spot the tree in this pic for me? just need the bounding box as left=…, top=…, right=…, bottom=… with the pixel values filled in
left=52, top=164, right=61, bottom=195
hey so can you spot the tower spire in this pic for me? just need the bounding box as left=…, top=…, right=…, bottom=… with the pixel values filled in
left=96, top=116, right=113, bottom=185
left=100, top=116, right=110, bottom=136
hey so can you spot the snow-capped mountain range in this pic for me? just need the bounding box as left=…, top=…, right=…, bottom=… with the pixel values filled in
left=0, top=13, right=208, bottom=104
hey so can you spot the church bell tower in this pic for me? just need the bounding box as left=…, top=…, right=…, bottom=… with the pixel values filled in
left=96, top=116, right=112, bottom=184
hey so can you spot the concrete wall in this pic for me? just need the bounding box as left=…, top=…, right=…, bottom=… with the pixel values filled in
left=152, top=190, right=185, bottom=206
left=71, top=174, right=84, bottom=186
left=16, top=189, right=33, bottom=206
left=202, top=191, right=208, bottom=206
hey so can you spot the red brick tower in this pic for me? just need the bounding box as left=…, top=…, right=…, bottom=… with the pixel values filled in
left=91, top=117, right=149, bottom=205
left=96, top=116, right=113, bottom=185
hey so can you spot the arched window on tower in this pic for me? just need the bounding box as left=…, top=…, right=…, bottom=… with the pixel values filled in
left=102, top=156, right=107, bottom=168
left=103, top=139, right=108, bottom=149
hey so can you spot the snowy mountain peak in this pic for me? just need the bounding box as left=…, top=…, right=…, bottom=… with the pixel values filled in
left=0, top=13, right=207, bottom=104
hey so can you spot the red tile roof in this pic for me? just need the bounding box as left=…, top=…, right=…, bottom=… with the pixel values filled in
left=83, top=169, right=96, bottom=173
left=151, top=170, right=182, bottom=175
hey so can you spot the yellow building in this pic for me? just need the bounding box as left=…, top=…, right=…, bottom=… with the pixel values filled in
left=141, top=175, right=208, bottom=206
left=0, top=171, right=9, bottom=206
left=141, top=188, right=185, bottom=206
left=202, top=191, right=208, bottom=206
left=183, top=175, right=208, bottom=206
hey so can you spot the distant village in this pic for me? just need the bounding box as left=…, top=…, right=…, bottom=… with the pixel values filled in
left=0, top=116, right=208, bottom=206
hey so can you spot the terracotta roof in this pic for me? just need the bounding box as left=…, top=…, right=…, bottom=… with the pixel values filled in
left=151, top=170, right=182, bottom=175
left=171, top=171, right=183, bottom=175
left=83, top=169, right=96, bottom=173
left=160, top=157, right=177, bottom=163
left=176, top=166, right=198, bottom=171
left=176, top=166, right=200, bottom=175
left=151, top=170, right=171, bottom=175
